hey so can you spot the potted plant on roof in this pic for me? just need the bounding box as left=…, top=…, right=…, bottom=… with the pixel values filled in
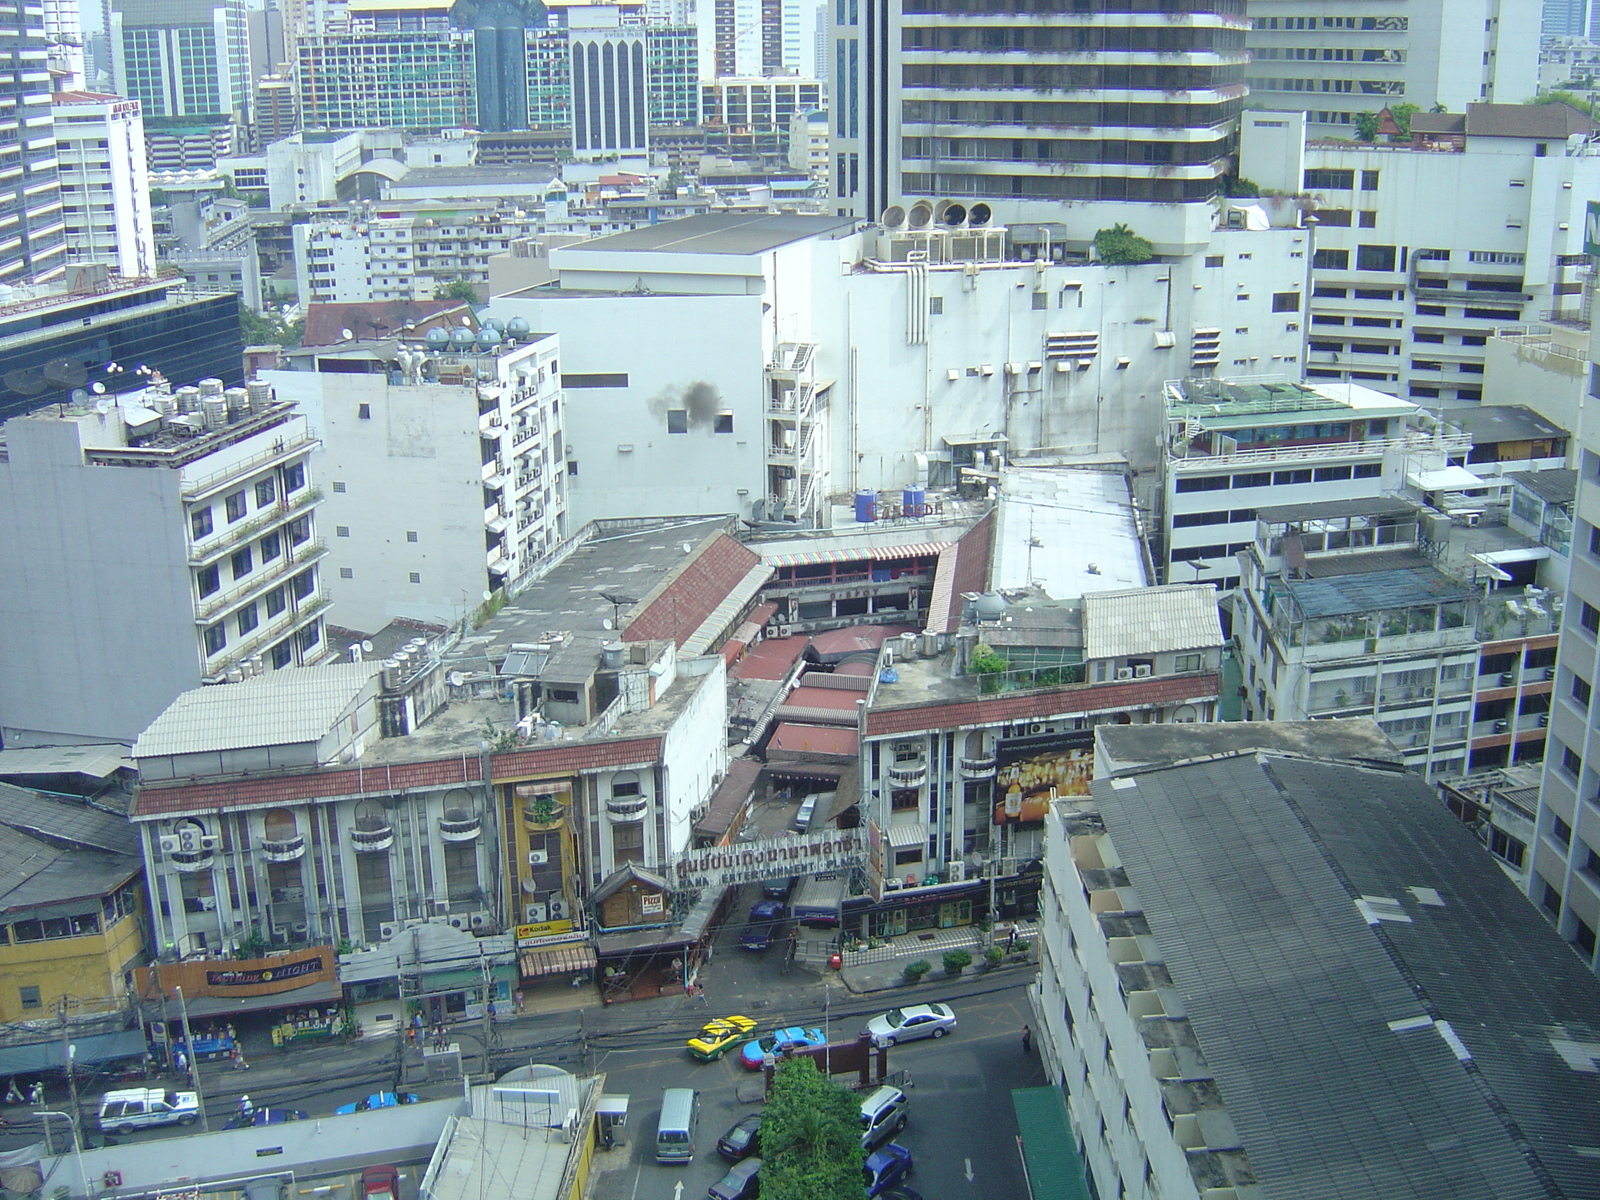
left=524, top=792, right=566, bottom=830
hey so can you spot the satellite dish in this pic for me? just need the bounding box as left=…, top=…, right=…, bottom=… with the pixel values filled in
left=340, top=327, right=353, bottom=340
left=95, top=398, right=111, bottom=414
left=361, top=640, right=374, bottom=652
left=91, top=382, right=105, bottom=393
left=70, top=388, right=89, bottom=404
left=482, top=590, right=493, bottom=601
left=448, top=671, right=465, bottom=687
left=681, top=542, right=693, bottom=554
left=602, top=618, right=613, bottom=630
left=461, top=316, right=472, bottom=327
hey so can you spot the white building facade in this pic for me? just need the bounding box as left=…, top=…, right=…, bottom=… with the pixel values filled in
left=1240, top=107, right=1600, bottom=404
left=0, top=385, right=328, bottom=746
left=264, top=330, right=568, bottom=633
left=53, top=91, right=157, bottom=279
left=1244, top=0, right=1538, bottom=136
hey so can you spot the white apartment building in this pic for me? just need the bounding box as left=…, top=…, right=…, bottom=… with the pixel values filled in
left=264, top=327, right=568, bottom=632
left=0, top=382, right=328, bottom=746
left=1245, top=0, right=1538, bottom=136
left=488, top=212, right=1308, bottom=528
left=1035, top=721, right=1600, bottom=1200
left=1240, top=106, right=1600, bottom=404
left=294, top=203, right=545, bottom=304
left=53, top=91, right=156, bottom=279
left=1161, top=375, right=1436, bottom=588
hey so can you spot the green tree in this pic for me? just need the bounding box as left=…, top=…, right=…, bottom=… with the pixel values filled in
left=1353, top=110, right=1381, bottom=142
left=1530, top=90, right=1599, bottom=117
left=1092, top=223, right=1154, bottom=266
left=1389, top=102, right=1420, bottom=136
left=239, top=305, right=304, bottom=348
left=439, top=277, right=480, bottom=303
left=760, top=1058, right=866, bottom=1200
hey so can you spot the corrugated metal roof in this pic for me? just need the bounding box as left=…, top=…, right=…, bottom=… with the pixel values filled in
left=1092, top=752, right=1600, bottom=1200
left=134, top=662, right=383, bottom=759
left=1082, top=585, right=1225, bottom=660
left=767, top=723, right=857, bottom=757
left=681, top=562, right=774, bottom=655
left=1283, top=565, right=1477, bottom=619
left=1507, top=469, right=1577, bottom=507
left=760, top=542, right=950, bottom=568
left=864, top=674, right=1219, bottom=737
left=0, top=744, right=133, bottom=779
left=0, top=824, right=139, bottom=912
left=0, top=783, right=140, bottom=855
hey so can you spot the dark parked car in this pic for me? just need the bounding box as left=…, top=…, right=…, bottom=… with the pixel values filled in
left=761, top=878, right=796, bottom=901
left=864, top=1144, right=913, bottom=1197
left=740, top=901, right=786, bottom=951
left=707, top=1157, right=761, bottom=1200
left=716, top=1112, right=762, bottom=1162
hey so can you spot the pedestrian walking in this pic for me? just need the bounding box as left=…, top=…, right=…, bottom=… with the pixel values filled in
left=512, top=989, right=523, bottom=1014
left=27, top=1081, right=43, bottom=1105
left=237, top=1095, right=253, bottom=1120
left=174, top=1049, right=188, bottom=1076
left=231, top=1045, right=249, bottom=1070
left=486, top=998, right=497, bottom=1026
left=1021, top=1025, right=1032, bottom=1054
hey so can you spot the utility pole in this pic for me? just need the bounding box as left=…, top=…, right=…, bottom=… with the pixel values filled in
left=173, top=986, right=209, bottom=1132
left=35, top=1110, right=88, bottom=1198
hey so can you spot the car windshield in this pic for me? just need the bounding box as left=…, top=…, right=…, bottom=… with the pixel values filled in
left=883, top=1009, right=907, bottom=1027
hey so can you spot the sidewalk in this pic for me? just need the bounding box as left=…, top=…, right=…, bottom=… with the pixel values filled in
left=838, top=921, right=1037, bottom=994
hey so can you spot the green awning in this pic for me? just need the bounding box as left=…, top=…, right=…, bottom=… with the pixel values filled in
left=1011, top=1087, right=1089, bottom=1200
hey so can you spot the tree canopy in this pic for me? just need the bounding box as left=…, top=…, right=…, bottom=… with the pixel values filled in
left=240, top=305, right=304, bottom=348
left=438, top=278, right=480, bottom=303
left=759, top=1058, right=866, bottom=1200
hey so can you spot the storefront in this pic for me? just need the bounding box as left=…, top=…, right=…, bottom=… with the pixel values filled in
left=337, top=923, right=519, bottom=1038
left=844, top=870, right=1042, bottom=942
left=516, top=919, right=596, bottom=991
left=269, top=1004, right=349, bottom=1046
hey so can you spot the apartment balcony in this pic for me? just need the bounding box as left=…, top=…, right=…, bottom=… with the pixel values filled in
left=958, top=754, right=997, bottom=776
left=257, top=834, right=306, bottom=862
left=887, top=762, right=928, bottom=786
left=438, top=812, right=482, bottom=842
left=189, top=485, right=322, bottom=565
left=176, top=430, right=318, bottom=500
left=168, top=848, right=216, bottom=873
left=194, top=539, right=329, bottom=623
left=350, top=819, right=394, bottom=853
left=605, top=796, right=649, bottom=822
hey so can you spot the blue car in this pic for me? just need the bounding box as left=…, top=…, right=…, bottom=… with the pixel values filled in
left=739, top=1026, right=826, bottom=1070
left=864, top=1144, right=913, bottom=1197
left=335, top=1091, right=420, bottom=1114
left=741, top=901, right=786, bottom=951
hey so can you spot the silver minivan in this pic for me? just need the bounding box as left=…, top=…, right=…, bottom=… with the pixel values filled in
left=858, top=1085, right=908, bottom=1150
left=656, top=1088, right=699, bottom=1164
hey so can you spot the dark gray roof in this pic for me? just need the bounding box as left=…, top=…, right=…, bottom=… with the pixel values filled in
left=0, top=824, right=139, bottom=914
left=1507, top=469, right=1577, bottom=507
left=1442, top=404, right=1568, bottom=444
left=1254, top=496, right=1418, bottom=524
left=1094, top=718, right=1404, bottom=775
left=0, top=783, right=139, bottom=855
left=1410, top=111, right=1467, bottom=136
left=1090, top=751, right=1600, bottom=1200
left=564, top=213, right=856, bottom=256
left=1466, top=101, right=1598, bottom=139
left=1282, top=564, right=1476, bottom=618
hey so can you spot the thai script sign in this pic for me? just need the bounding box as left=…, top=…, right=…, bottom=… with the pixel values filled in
left=669, top=830, right=866, bottom=890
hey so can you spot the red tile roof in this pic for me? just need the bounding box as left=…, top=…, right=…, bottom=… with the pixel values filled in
left=768, top=723, right=859, bottom=757
left=624, top=533, right=765, bottom=647
left=811, top=624, right=916, bottom=659
left=786, top=686, right=865, bottom=711
left=944, top=510, right=996, bottom=631
left=730, top=635, right=810, bottom=681
left=863, top=674, right=1220, bottom=737
left=301, top=300, right=474, bottom=348
left=131, top=737, right=664, bottom=819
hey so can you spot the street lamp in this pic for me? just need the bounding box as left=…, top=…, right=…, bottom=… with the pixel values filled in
left=34, top=1110, right=89, bottom=1199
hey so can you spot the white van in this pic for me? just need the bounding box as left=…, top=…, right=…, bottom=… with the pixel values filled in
left=98, top=1088, right=200, bottom=1134
left=655, top=1088, right=699, bottom=1164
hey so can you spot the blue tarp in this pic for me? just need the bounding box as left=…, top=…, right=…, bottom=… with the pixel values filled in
left=0, top=1029, right=144, bottom=1074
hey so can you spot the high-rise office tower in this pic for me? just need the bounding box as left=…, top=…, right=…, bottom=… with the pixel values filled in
left=43, top=0, right=86, bottom=88
left=1245, top=0, right=1539, bottom=137
left=296, top=0, right=471, bottom=132
left=111, top=0, right=252, bottom=125
left=831, top=0, right=1249, bottom=251
left=568, top=5, right=647, bottom=155
left=1544, top=0, right=1593, bottom=38
left=0, top=0, right=66, bottom=284
left=697, top=0, right=813, bottom=78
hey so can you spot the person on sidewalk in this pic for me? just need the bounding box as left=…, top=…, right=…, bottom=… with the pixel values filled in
left=231, top=1045, right=249, bottom=1070
left=1021, top=1025, right=1032, bottom=1054
left=27, top=1081, right=43, bottom=1105
left=238, top=1095, right=253, bottom=1120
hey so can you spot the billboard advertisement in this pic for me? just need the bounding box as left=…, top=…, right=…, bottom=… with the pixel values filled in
left=992, top=730, right=1094, bottom=825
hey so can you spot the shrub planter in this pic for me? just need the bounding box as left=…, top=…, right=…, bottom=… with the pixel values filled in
left=942, top=948, right=973, bottom=978
left=902, top=959, right=933, bottom=984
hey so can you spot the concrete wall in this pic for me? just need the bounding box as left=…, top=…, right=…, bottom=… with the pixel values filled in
left=0, top=415, right=201, bottom=745
left=659, top=657, right=730, bottom=860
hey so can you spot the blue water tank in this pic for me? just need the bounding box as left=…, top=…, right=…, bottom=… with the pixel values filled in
left=854, top=489, right=876, bottom=523
left=506, top=316, right=531, bottom=338
left=450, top=327, right=475, bottom=348
left=476, top=327, right=502, bottom=349
left=424, top=327, right=450, bottom=349
left=482, top=316, right=505, bottom=333
left=902, top=486, right=926, bottom=517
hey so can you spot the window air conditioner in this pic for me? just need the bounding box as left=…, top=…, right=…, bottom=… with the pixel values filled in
left=470, top=912, right=492, bottom=929
left=1134, top=665, right=1152, bottom=678
left=379, top=922, right=399, bottom=940
left=523, top=903, right=548, bottom=923
left=548, top=898, right=570, bottom=919
left=1116, top=667, right=1135, bottom=681
left=528, top=849, right=548, bottom=865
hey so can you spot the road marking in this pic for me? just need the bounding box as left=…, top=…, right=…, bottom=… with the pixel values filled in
left=965, top=1158, right=975, bottom=1182
left=627, top=1167, right=642, bottom=1200
left=672, top=1183, right=683, bottom=1200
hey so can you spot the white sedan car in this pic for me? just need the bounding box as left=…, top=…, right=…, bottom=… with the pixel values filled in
left=863, top=1003, right=957, bottom=1047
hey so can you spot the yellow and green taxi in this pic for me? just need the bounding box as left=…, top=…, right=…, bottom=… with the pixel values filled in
left=687, top=1015, right=758, bottom=1061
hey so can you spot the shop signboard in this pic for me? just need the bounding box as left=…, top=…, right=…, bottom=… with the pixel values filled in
left=864, top=821, right=886, bottom=902
left=135, top=947, right=338, bottom=999
left=993, top=730, right=1094, bottom=825
left=514, top=918, right=575, bottom=947
left=668, top=829, right=866, bottom=890
left=1585, top=200, right=1600, bottom=257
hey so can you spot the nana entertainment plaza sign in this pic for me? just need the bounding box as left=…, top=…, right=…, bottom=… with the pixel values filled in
left=669, top=831, right=865, bottom=890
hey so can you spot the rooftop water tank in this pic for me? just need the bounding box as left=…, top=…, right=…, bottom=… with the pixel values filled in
left=602, top=641, right=624, bottom=669
left=974, top=592, right=1007, bottom=621
left=476, top=327, right=502, bottom=349
left=425, top=326, right=450, bottom=350
left=224, top=387, right=249, bottom=419
left=200, top=397, right=227, bottom=429
left=246, top=380, right=272, bottom=412
left=506, top=316, right=531, bottom=338
left=176, top=386, right=201, bottom=413
left=483, top=317, right=505, bottom=333
left=450, top=327, right=476, bottom=349
left=197, top=377, right=224, bottom=398
left=854, top=489, right=876, bottom=523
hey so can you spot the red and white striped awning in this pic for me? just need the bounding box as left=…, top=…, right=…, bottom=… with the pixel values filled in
left=762, top=542, right=951, bottom=568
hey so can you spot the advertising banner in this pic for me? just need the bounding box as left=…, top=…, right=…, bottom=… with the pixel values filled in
left=668, top=829, right=865, bottom=890
left=993, top=730, right=1094, bottom=825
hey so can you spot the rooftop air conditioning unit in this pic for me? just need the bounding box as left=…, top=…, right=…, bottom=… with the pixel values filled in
left=1134, top=665, right=1153, bottom=678
left=379, top=922, right=399, bottom=941
left=1116, top=667, right=1135, bottom=681
left=470, top=912, right=493, bottom=929
left=548, top=898, right=570, bottom=919
left=523, top=903, right=548, bottom=923
left=528, top=849, right=548, bottom=865
left=447, top=914, right=470, bottom=930
left=946, top=862, right=966, bottom=882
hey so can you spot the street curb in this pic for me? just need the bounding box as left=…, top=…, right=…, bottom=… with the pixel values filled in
left=839, top=960, right=1034, bottom=995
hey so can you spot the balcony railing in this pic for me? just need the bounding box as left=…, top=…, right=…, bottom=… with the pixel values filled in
left=439, top=812, right=482, bottom=842
left=887, top=762, right=928, bottom=786
left=350, top=821, right=394, bottom=853
left=257, top=834, right=306, bottom=862
left=605, top=797, right=649, bottom=822
left=194, top=539, right=328, bottom=622
left=168, top=849, right=216, bottom=873
left=959, top=754, right=997, bottom=775
left=189, top=486, right=322, bottom=566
